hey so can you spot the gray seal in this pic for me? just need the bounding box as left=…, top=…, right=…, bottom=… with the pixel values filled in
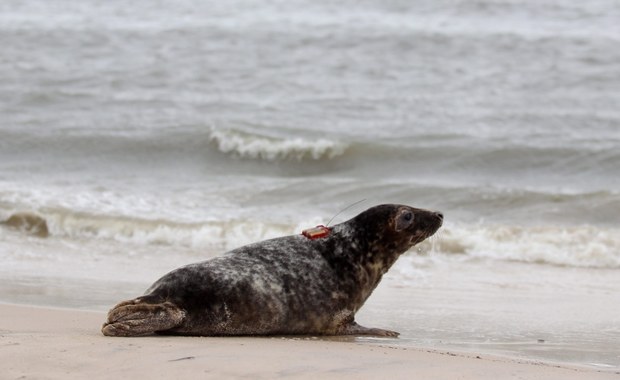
left=2, top=212, right=49, bottom=238
left=102, top=204, right=443, bottom=337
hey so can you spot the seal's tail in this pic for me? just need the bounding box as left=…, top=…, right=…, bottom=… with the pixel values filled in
left=101, top=298, right=186, bottom=337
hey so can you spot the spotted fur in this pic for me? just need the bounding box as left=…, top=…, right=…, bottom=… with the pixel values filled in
left=102, top=204, right=443, bottom=337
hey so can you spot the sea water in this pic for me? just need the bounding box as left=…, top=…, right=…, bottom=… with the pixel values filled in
left=1, top=0, right=619, bottom=369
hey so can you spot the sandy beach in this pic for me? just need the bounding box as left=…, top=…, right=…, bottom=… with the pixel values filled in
left=1, top=303, right=617, bottom=380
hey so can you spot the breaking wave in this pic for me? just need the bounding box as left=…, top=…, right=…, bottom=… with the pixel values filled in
left=2, top=208, right=619, bottom=269
left=421, top=224, right=620, bottom=269
left=208, top=128, right=348, bottom=161
left=0, top=208, right=322, bottom=253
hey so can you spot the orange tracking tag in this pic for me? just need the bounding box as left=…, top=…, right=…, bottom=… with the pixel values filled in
left=301, top=225, right=331, bottom=239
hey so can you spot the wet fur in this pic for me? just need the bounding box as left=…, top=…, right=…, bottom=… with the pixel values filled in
left=102, top=204, right=443, bottom=337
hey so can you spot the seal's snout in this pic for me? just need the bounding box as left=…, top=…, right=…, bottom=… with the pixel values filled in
left=434, top=212, right=444, bottom=230
left=419, top=210, right=443, bottom=238
left=434, top=211, right=444, bottom=222
left=430, top=211, right=444, bottom=229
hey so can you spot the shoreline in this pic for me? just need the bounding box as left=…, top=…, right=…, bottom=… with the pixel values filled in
left=1, top=303, right=617, bottom=379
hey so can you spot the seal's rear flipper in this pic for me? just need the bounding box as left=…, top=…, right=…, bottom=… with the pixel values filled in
left=340, top=321, right=400, bottom=337
left=101, top=299, right=186, bottom=337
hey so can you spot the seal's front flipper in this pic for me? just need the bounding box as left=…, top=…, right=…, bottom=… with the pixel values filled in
left=101, top=299, right=185, bottom=337
left=341, top=321, right=400, bottom=337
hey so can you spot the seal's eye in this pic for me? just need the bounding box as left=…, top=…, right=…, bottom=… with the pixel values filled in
left=395, top=210, right=414, bottom=231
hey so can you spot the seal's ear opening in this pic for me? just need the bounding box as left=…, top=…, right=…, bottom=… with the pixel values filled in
left=394, top=209, right=415, bottom=232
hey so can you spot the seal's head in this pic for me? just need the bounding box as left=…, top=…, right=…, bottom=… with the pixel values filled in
left=350, top=204, right=443, bottom=257
left=326, top=204, right=443, bottom=310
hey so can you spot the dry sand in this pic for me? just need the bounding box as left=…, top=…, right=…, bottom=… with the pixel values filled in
left=1, top=303, right=617, bottom=380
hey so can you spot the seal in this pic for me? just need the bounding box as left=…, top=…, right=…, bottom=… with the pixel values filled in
left=2, top=212, right=49, bottom=238
left=102, top=204, right=443, bottom=337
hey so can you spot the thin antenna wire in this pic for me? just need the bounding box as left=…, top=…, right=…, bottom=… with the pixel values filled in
left=326, top=199, right=367, bottom=227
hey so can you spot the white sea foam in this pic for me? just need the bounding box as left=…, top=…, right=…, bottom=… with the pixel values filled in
left=28, top=208, right=325, bottom=253
left=427, top=224, right=620, bottom=269
left=209, top=128, right=348, bottom=161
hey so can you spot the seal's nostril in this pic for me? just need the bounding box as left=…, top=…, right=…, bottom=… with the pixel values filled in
left=435, top=212, right=444, bottom=220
